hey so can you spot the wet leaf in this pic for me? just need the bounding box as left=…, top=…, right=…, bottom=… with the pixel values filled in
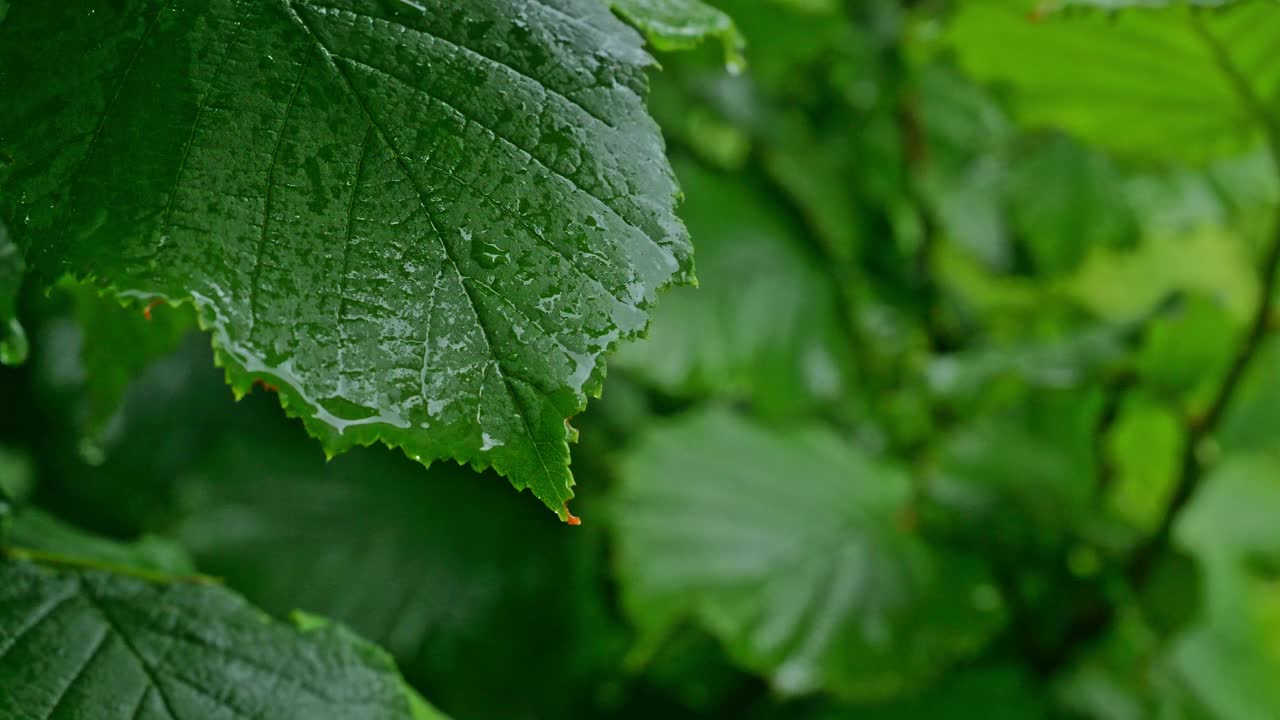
left=0, top=0, right=695, bottom=516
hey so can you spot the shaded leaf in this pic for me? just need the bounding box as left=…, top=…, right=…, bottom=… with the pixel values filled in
left=0, top=560, right=445, bottom=719
left=614, top=160, right=852, bottom=415
left=610, top=408, right=1004, bottom=700
left=0, top=219, right=25, bottom=366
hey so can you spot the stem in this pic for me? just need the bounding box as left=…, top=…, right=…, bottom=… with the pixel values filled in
left=3, top=546, right=220, bottom=586
left=1128, top=14, right=1280, bottom=583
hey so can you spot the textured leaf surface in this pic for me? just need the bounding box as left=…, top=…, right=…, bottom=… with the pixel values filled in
left=0, top=0, right=693, bottom=516
left=609, top=0, right=744, bottom=70
left=609, top=408, right=1005, bottom=699
left=948, top=0, right=1280, bottom=161
left=0, top=560, right=444, bottom=719
left=614, top=160, right=851, bottom=415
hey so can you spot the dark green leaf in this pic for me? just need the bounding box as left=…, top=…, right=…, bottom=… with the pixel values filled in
left=0, top=219, right=25, bottom=366
left=610, top=408, right=1005, bottom=700
left=6, top=509, right=197, bottom=578
left=170, top=401, right=625, bottom=720
left=0, top=0, right=694, bottom=516
left=614, top=160, right=853, bottom=415
left=0, top=559, right=446, bottom=719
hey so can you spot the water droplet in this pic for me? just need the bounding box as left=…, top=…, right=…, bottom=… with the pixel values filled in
left=468, top=231, right=509, bottom=269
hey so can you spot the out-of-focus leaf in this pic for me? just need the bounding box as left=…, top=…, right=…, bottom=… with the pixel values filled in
left=918, top=64, right=1015, bottom=270
left=1219, top=338, right=1280, bottom=456
left=948, top=0, right=1280, bottom=162
left=174, top=404, right=624, bottom=720
left=0, top=218, right=25, bottom=366
left=34, top=283, right=194, bottom=448
left=1104, top=394, right=1182, bottom=534
left=927, top=326, right=1130, bottom=402
left=609, top=0, right=745, bottom=70
left=614, top=160, right=853, bottom=416
left=930, top=389, right=1101, bottom=551
left=32, top=335, right=242, bottom=536
left=1065, top=227, right=1258, bottom=323
left=1008, top=134, right=1138, bottom=276
left=1135, top=294, right=1237, bottom=413
left=610, top=407, right=1004, bottom=700
left=1171, top=455, right=1280, bottom=719
left=5, top=508, right=196, bottom=577
left=0, top=446, right=33, bottom=504
left=0, top=559, right=443, bottom=719
left=816, top=666, right=1047, bottom=720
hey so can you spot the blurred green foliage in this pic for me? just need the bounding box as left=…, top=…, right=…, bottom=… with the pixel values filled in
left=5, top=0, right=1280, bottom=717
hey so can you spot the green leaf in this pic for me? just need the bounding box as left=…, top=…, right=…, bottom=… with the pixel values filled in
left=1006, top=134, right=1138, bottom=276
left=169, top=398, right=625, bottom=720
left=609, top=0, right=745, bottom=71
left=613, top=160, right=853, bottom=415
left=947, top=0, right=1280, bottom=162
left=0, top=559, right=444, bottom=719
left=816, top=666, right=1047, bottom=720
left=609, top=407, right=1004, bottom=700
left=0, top=0, right=694, bottom=517
left=6, top=508, right=197, bottom=578
left=0, top=219, right=25, bottom=366
left=1065, top=226, right=1258, bottom=324
left=930, top=388, right=1102, bottom=552
left=1170, top=455, right=1280, bottom=719
left=38, top=283, right=195, bottom=447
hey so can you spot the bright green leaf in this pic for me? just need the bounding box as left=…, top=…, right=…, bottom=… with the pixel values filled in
left=610, top=408, right=1004, bottom=700
left=948, top=0, right=1280, bottom=162
left=609, top=0, right=745, bottom=71
left=0, top=0, right=694, bottom=517
left=0, top=559, right=444, bottom=719
left=1171, top=455, right=1280, bottom=719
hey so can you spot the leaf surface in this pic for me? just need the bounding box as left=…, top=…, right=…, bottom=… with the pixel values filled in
left=0, top=560, right=445, bottom=719
left=609, top=0, right=745, bottom=70
left=613, top=160, right=852, bottom=415
left=948, top=0, right=1280, bottom=162
left=609, top=408, right=1005, bottom=699
left=0, top=0, right=694, bottom=515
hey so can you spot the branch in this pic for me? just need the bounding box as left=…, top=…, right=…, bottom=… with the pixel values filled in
left=1128, top=12, right=1280, bottom=583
